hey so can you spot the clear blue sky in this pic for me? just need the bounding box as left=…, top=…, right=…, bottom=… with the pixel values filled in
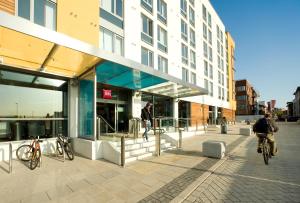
left=210, top=0, right=300, bottom=108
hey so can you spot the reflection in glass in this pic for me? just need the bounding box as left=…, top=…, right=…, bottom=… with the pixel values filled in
left=79, top=72, right=95, bottom=139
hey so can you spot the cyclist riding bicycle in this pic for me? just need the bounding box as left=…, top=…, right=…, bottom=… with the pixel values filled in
left=253, top=113, right=279, bottom=156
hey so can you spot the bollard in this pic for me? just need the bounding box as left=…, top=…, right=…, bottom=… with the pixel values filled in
left=178, top=129, right=183, bottom=149
left=121, top=136, right=125, bottom=167
left=156, top=130, right=161, bottom=156
left=9, top=143, right=12, bottom=174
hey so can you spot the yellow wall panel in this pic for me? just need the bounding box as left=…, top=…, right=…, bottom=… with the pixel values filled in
left=56, top=0, right=99, bottom=47
left=226, top=32, right=236, bottom=111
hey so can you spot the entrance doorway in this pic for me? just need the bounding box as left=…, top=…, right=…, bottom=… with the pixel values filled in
left=97, top=102, right=129, bottom=134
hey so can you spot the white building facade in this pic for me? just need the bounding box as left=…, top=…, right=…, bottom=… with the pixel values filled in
left=100, top=0, right=232, bottom=124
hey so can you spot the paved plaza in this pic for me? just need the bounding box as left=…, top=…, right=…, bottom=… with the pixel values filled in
left=0, top=123, right=299, bottom=203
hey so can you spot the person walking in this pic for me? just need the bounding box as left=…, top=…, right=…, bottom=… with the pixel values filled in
left=141, top=102, right=153, bottom=141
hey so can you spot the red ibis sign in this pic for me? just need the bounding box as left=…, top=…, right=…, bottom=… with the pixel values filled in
left=102, top=89, right=112, bottom=99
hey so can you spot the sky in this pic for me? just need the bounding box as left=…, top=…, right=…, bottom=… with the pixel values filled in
left=210, top=0, right=300, bottom=108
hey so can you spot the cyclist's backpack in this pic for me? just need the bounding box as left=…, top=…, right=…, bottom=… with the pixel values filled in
left=253, top=118, right=272, bottom=133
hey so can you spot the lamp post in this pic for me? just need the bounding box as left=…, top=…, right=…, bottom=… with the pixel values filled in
left=15, top=102, right=18, bottom=118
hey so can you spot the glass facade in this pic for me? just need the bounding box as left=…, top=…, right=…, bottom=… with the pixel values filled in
left=0, top=69, right=68, bottom=141
left=79, top=72, right=95, bottom=139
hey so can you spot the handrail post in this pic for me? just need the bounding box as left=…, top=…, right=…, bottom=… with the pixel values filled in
left=156, top=118, right=161, bottom=157
left=9, top=143, right=12, bottom=174
left=121, top=136, right=125, bottom=167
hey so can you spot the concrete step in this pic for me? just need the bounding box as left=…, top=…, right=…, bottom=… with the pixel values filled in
left=125, top=152, right=153, bottom=163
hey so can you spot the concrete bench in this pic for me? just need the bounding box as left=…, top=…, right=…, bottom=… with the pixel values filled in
left=202, top=141, right=226, bottom=159
left=240, top=127, right=252, bottom=136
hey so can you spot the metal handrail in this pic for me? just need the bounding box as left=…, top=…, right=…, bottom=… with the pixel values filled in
left=98, top=115, right=116, bottom=132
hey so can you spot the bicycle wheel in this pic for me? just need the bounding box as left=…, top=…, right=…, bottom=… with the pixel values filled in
left=16, top=145, right=33, bottom=161
left=29, top=149, right=41, bottom=170
left=56, top=141, right=63, bottom=155
left=262, top=143, right=269, bottom=165
left=64, top=143, right=74, bottom=160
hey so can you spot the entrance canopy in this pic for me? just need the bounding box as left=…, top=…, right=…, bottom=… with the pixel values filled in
left=0, top=11, right=207, bottom=98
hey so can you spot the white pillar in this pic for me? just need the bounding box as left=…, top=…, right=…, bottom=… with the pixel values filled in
left=173, top=99, right=179, bottom=119
left=68, top=79, right=78, bottom=138
left=132, top=91, right=142, bottom=118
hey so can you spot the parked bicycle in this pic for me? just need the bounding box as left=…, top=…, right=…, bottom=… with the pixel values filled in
left=257, top=133, right=272, bottom=165
left=16, top=136, right=43, bottom=170
left=56, top=134, right=74, bottom=160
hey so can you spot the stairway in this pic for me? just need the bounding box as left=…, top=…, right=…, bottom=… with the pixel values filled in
left=110, top=136, right=176, bottom=164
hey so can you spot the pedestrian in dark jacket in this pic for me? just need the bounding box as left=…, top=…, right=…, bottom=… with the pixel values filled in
left=141, top=102, right=153, bottom=141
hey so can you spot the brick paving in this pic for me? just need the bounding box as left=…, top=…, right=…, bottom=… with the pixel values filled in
left=183, top=123, right=300, bottom=203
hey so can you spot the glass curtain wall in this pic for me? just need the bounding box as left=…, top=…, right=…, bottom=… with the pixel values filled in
left=79, top=70, right=96, bottom=140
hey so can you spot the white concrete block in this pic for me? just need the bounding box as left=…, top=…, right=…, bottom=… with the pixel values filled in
left=202, top=141, right=226, bottom=159
left=240, top=128, right=252, bottom=136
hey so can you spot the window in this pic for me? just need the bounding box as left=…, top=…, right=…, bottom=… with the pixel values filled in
left=238, top=104, right=246, bottom=110
left=218, top=56, right=221, bottom=69
left=209, top=64, right=213, bottom=79
left=141, top=47, right=154, bottom=67
left=218, top=71, right=221, bottom=84
left=217, top=25, right=220, bottom=39
left=208, top=30, right=212, bottom=45
left=203, top=41, right=208, bottom=58
left=182, top=68, right=189, bottom=82
left=222, top=88, right=225, bottom=100
left=236, top=86, right=246, bottom=91
left=209, top=82, right=213, bottom=96
left=204, top=60, right=208, bottom=76
left=100, top=27, right=124, bottom=56
left=157, top=26, right=168, bottom=52
left=101, top=0, right=123, bottom=18
left=202, top=5, right=207, bottom=21
left=227, top=91, right=230, bottom=101
left=217, top=40, right=220, bottom=54
left=158, top=55, right=168, bottom=73
left=141, top=0, right=153, bottom=13
left=204, top=79, right=208, bottom=90
left=190, top=28, right=195, bottom=47
left=208, top=12, right=211, bottom=27
left=191, top=72, right=196, bottom=85
left=180, top=0, right=187, bottom=17
left=221, top=45, right=223, bottom=57
left=237, top=95, right=247, bottom=100
left=221, top=74, right=224, bottom=86
left=181, top=44, right=188, bottom=65
left=221, top=59, right=224, bottom=70
left=181, top=20, right=188, bottom=41
left=189, top=7, right=195, bottom=26
left=157, top=0, right=167, bottom=23
left=209, top=47, right=212, bottom=62
left=220, top=31, right=223, bottom=43
left=218, top=86, right=221, bottom=99
left=190, top=50, right=196, bottom=69
left=141, top=14, right=153, bottom=44
left=203, top=23, right=207, bottom=39
left=17, top=0, right=57, bottom=30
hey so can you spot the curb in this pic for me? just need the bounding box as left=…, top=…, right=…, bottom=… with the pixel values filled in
left=171, top=134, right=255, bottom=203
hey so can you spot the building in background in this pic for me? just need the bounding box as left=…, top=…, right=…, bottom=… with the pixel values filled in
left=286, top=102, right=294, bottom=117
left=293, top=87, right=300, bottom=117
left=235, top=79, right=258, bottom=115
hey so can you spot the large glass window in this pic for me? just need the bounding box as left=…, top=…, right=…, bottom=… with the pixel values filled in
left=157, top=0, right=167, bottom=24
left=100, top=27, right=124, bottom=56
left=191, top=72, right=196, bottom=85
left=203, top=23, right=207, bottom=39
left=182, top=68, right=189, bottom=82
left=141, top=47, right=154, bottom=67
left=208, top=30, right=212, bottom=45
left=190, top=28, right=195, bottom=48
left=202, top=5, right=207, bottom=22
left=157, top=26, right=168, bottom=53
left=141, top=14, right=153, bottom=44
left=190, top=50, right=196, bottom=69
left=204, top=79, right=208, bottom=90
left=180, top=0, right=187, bottom=17
left=209, top=81, right=213, bottom=96
left=204, top=60, right=208, bottom=77
left=158, top=55, right=168, bottom=73
left=181, top=44, right=188, bottom=65
left=18, top=0, right=57, bottom=30
left=0, top=69, right=68, bottom=141
left=181, top=19, right=188, bottom=41
left=189, top=7, right=195, bottom=26
left=209, top=47, right=213, bottom=62
left=208, top=12, right=212, bottom=28
left=101, top=0, right=123, bottom=18
left=203, top=41, right=208, bottom=58
left=209, top=64, right=213, bottom=79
